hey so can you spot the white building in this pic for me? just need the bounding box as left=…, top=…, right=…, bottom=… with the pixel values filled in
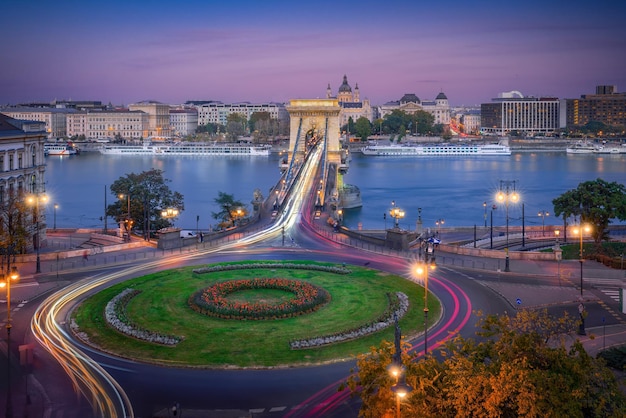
left=66, top=109, right=148, bottom=140
left=379, top=92, right=451, bottom=125
left=0, top=114, right=48, bottom=249
left=481, top=91, right=560, bottom=136
left=169, top=108, right=198, bottom=137
left=0, top=107, right=71, bottom=139
left=196, top=102, right=283, bottom=127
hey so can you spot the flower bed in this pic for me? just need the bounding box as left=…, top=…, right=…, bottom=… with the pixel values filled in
left=289, top=291, right=409, bottom=349
left=189, top=278, right=331, bottom=320
left=105, top=288, right=182, bottom=346
left=192, top=262, right=351, bottom=275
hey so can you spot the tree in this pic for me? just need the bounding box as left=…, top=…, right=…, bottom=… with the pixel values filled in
left=342, top=309, right=626, bottom=417
left=249, top=111, right=271, bottom=135
left=106, top=169, right=184, bottom=239
left=226, top=114, right=247, bottom=140
left=212, top=191, right=247, bottom=228
left=354, top=117, right=372, bottom=141
left=0, top=191, right=30, bottom=257
left=552, top=179, right=626, bottom=244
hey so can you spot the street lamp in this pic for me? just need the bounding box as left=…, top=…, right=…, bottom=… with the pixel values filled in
left=119, top=193, right=131, bottom=241
left=573, top=223, right=592, bottom=297
left=161, top=208, right=179, bottom=225
left=496, top=180, right=520, bottom=272
left=389, top=202, right=405, bottom=229
left=538, top=210, right=549, bottom=236
left=27, top=193, right=48, bottom=274
left=416, top=259, right=435, bottom=355
left=391, top=375, right=412, bottom=418
left=435, top=218, right=444, bottom=236
left=53, top=203, right=58, bottom=231
left=0, top=249, right=19, bottom=418
left=483, top=201, right=487, bottom=227
left=573, top=222, right=591, bottom=335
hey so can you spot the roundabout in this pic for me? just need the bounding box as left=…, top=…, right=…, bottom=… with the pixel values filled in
left=71, top=261, right=438, bottom=368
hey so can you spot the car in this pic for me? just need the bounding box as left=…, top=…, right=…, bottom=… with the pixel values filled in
left=271, top=211, right=278, bottom=218
left=314, top=211, right=321, bottom=219
left=179, top=230, right=197, bottom=238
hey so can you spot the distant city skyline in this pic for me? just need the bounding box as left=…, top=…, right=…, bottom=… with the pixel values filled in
left=3, top=0, right=626, bottom=107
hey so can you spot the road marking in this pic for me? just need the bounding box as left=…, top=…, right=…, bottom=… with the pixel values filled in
left=269, top=406, right=287, bottom=412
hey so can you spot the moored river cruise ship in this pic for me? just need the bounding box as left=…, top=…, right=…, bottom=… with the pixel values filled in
left=99, top=142, right=272, bottom=156
left=361, top=142, right=511, bottom=156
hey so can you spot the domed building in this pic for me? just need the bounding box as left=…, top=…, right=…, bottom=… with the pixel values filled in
left=379, top=91, right=451, bottom=126
left=326, top=75, right=374, bottom=131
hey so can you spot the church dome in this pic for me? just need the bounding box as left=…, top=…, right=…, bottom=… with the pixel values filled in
left=338, top=75, right=352, bottom=93
left=436, top=92, right=448, bottom=100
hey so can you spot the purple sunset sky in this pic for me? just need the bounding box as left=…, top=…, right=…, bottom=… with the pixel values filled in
left=2, top=0, right=625, bottom=106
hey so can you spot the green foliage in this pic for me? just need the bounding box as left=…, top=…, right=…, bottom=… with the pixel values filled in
left=344, top=309, right=626, bottom=417
left=71, top=262, right=434, bottom=367
left=354, top=117, right=372, bottom=141
left=106, top=169, right=184, bottom=235
left=552, top=179, right=626, bottom=244
left=382, top=109, right=436, bottom=136
left=0, top=192, right=30, bottom=255
left=212, top=191, right=246, bottom=227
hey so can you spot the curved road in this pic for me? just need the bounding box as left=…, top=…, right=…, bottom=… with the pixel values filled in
left=26, top=146, right=514, bottom=417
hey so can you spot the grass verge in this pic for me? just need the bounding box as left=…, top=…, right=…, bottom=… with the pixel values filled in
left=72, top=260, right=438, bottom=368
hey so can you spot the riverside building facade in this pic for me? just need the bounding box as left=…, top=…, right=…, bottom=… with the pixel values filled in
left=0, top=114, right=48, bottom=250
left=480, top=91, right=560, bottom=136
left=66, top=109, right=148, bottom=140
left=378, top=92, right=451, bottom=126
left=563, top=85, right=626, bottom=129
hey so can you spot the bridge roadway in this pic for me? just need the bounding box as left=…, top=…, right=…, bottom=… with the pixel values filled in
left=2, top=145, right=626, bottom=417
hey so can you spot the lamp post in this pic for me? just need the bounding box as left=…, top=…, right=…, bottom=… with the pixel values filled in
left=119, top=193, right=131, bottom=241
left=416, top=258, right=435, bottom=355
left=389, top=202, right=405, bottom=229
left=574, top=222, right=591, bottom=335
left=27, top=193, right=48, bottom=274
left=161, top=208, right=179, bottom=225
left=483, top=201, right=487, bottom=227
left=53, top=203, right=58, bottom=231
left=435, top=218, right=444, bottom=236
left=391, top=376, right=412, bottom=418
left=496, top=180, right=520, bottom=272
left=538, top=210, right=549, bottom=236
left=1, top=247, right=19, bottom=418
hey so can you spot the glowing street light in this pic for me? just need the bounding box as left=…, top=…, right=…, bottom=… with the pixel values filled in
left=538, top=210, right=549, bottom=236
left=496, top=180, right=520, bottom=272
left=27, top=193, right=48, bottom=273
left=573, top=222, right=592, bottom=335
left=389, top=201, right=405, bottom=229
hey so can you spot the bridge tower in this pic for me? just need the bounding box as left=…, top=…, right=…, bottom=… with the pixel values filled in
left=283, top=99, right=353, bottom=210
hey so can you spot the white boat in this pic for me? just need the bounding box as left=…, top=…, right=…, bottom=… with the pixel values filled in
left=44, top=143, right=78, bottom=156
left=361, top=142, right=511, bottom=156
left=99, top=143, right=271, bottom=156
left=566, top=141, right=599, bottom=154
left=592, top=145, right=626, bottom=154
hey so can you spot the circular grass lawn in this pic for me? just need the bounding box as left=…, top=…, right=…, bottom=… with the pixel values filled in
left=72, top=260, right=438, bottom=368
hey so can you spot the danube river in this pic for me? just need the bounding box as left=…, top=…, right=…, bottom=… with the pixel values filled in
left=44, top=150, right=626, bottom=232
